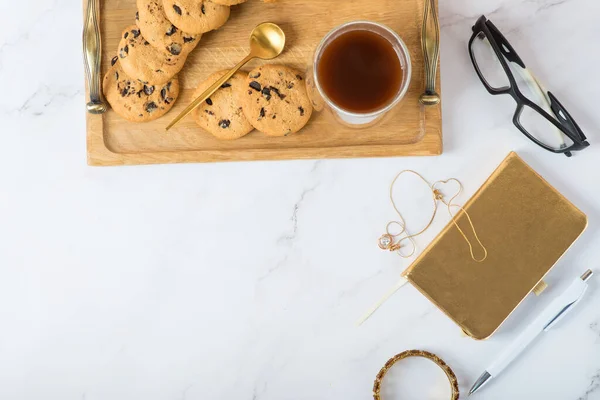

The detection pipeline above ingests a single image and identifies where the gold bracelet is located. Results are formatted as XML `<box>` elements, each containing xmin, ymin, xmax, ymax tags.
<box><xmin>373</xmin><ymin>350</ymin><xmax>459</xmax><ymax>400</ymax></box>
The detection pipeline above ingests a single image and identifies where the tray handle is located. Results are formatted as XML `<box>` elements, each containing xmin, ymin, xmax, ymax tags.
<box><xmin>419</xmin><ymin>0</ymin><xmax>441</xmax><ymax>106</ymax></box>
<box><xmin>83</xmin><ymin>0</ymin><xmax>107</xmax><ymax>114</ymax></box>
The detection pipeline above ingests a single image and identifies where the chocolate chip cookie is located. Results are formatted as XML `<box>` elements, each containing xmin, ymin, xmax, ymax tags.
<box><xmin>162</xmin><ymin>0</ymin><xmax>230</xmax><ymax>34</ymax></box>
<box><xmin>241</xmin><ymin>65</ymin><xmax>312</xmax><ymax>137</ymax></box>
<box><xmin>192</xmin><ymin>70</ymin><xmax>253</xmax><ymax>140</ymax></box>
<box><xmin>117</xmin><ymin>25</ymin><xmax>187</xmax><ymax>85</ymax></box>
<box><xmin>103</xmin><ymin>59</ymin><xmax>180</xmax><ymax>122</ymax></box>
<box><xmin>137</xmin><ymin>0</ymin><xmax>201</xmax><ymax>56</ymax></box>
<box><xmin>210</xmin><ymin>0</ymin><xmax>247</xmax><ymax>4</ymax></box>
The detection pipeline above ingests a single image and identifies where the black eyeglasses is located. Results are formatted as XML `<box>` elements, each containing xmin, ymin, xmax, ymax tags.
<box><xmin>469</xmin><ymin>15</ymin><xmax>589</xmax><ymax>157</ymax></box>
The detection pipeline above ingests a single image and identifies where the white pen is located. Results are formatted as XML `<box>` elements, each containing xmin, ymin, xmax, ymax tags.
<box><xmin>469</xmin><ymin>269</ymin><xmax>594</xmax><ymax>396</ymax></box>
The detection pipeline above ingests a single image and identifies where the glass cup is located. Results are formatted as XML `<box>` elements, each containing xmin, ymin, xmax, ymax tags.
<box><xmin>306</xmin><ymin>21</ymin><xmax>412</xmax><ymax>128</ymax></box>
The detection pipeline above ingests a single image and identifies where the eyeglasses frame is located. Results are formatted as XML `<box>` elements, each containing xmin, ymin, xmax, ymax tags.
<box><xmin>468</xmin><ymin>15</ymin><xmax>589</xmax><ymax>157</ymax></box>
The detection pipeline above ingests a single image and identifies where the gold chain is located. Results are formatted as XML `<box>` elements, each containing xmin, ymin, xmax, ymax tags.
<box><xmin>378</xmin><ymin>170</ymin><xmax>487</xmax><ymax>263</ymax></box>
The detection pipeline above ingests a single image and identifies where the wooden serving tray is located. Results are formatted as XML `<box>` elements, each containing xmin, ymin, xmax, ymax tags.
<box><xmin>86</xmin><ymin>0</ymin><xmax>442</xmax><ymax>166</ymax></box>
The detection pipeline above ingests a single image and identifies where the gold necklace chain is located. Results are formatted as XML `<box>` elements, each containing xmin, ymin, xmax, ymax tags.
<box><xmin>359</xmin><ymin>170</ymin><xmax>488</xmax><ymax>326</ymax></box>
<box><xmin>378</xmin><ymin>170</ymin><xmax>487</xmax><ymax>263</ymax></box>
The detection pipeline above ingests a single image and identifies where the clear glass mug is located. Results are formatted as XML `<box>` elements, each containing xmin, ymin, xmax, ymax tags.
<box><xmin>306</xmin><ymin>21</ymin><xmax>412</xmax><ymax>128</ymax></box>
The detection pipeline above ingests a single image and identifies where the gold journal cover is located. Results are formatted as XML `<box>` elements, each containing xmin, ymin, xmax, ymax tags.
<box><xmin>403</xmin><ymin>152</ymin><xmax>587</xmax><ymax>340</ymax></box>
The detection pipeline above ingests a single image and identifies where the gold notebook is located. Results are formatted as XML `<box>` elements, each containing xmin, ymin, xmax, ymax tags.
<box><xmin>402</xmin><ymin>152</ymin><xmax>587</xmax><ymax>340</ymax></box>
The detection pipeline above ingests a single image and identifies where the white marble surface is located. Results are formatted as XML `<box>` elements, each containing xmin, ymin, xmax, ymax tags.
<box><xmin>1</xmin><ymin>0</ymin><xmax>600</xmax><ymax>399</ymax></box>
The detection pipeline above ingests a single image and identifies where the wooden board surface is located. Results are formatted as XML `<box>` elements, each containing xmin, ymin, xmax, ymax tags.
<box><xmin>86</xmin><ymin>0</ymin><xmax>442</xmax><ymax>166</ymax></box>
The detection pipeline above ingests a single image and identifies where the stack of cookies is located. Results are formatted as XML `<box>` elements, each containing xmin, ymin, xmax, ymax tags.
<box><xmin>103</xmin><ymin>0</ymin><xmax>247</xmax><ymax>122</ymax></box>
<box><xmin>101</xmin><ymin>0</ymin><xmax>311</xmax><ymax>139</ymax></box>
<box><xmin>192</xmin><ymin>64</ymin><xmax>313</xmax><ymax>139</ymax></box>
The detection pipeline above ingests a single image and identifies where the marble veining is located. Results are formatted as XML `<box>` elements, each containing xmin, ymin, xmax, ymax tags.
<box><xmin>15</xmin><ymin>86</ymin><xmax>83</xmax><ymax>117</ymax></box>
<box><xmin>578</xmin><ymin>372</ymin><xmax>600</xmax><ymax>400</ymax></box>
<box><xmin>278</xmin><ymin>183</ymin><xmax>320</xmax><ymax>244</ymax></box>
<box><xmin>1</xmin><ymin>0</ymin><xmax>599</xmax><ymax>399</ymax></box>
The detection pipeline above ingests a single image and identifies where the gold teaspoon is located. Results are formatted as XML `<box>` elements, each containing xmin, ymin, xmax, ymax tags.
<box><xmin>166</xmin><ymin>22</ymin><xmax>286</xmax><ymax>131</ymax></box>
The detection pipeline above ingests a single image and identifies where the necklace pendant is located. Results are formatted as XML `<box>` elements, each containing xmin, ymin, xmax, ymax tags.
<box><xmin>378</xmin><ymin>234</ymin><xmax>393</xmax><ymax>250</ymax></box>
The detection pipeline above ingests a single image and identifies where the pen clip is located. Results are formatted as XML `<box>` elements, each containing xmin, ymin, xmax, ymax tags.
<box><xmin>542</xmin><ymin>273</ymin><xmax>590</xmax><ymax>331</ymax></box>
<box><xmin>543</xmin><ymin>299</ymin><xmax>578</xmax><ymax>331</ymax></box>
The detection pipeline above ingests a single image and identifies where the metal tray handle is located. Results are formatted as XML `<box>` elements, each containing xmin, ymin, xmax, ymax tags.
<box><xmin>83</xmin><ymin>0</ymin><xmax>107</xmax><ymax>114</ymax></box>
<box><xmin>419</xmin><ymin>0</ymin><xmax>441</xmax><ymax>106</ymax></box>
